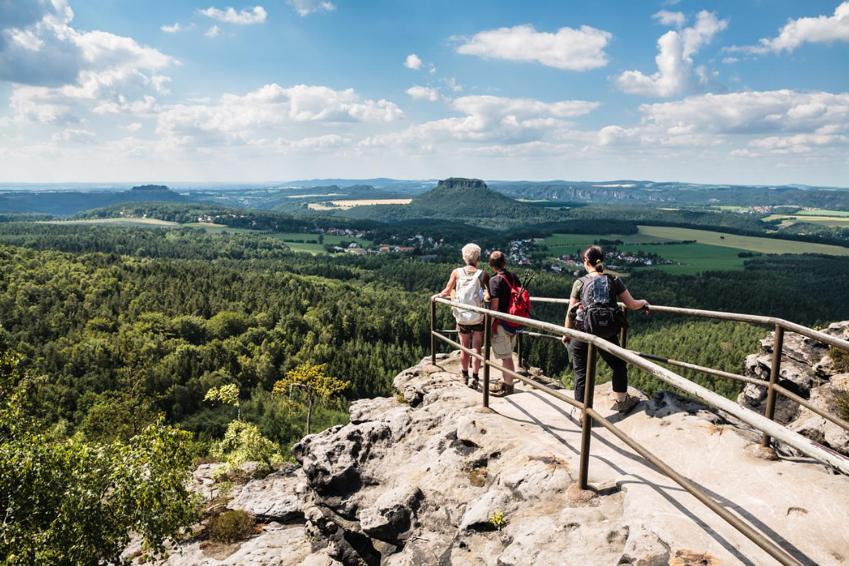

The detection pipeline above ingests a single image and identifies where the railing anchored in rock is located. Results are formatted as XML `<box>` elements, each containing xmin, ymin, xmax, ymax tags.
<box><xmin>429</xmin><ymin>296</ymin><xmax>849</xmax><ymax>566</ymax></box>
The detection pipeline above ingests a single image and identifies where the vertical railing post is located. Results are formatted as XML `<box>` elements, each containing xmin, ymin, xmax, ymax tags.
<box><xmin>578</xmin><ymin>342</ymin><xmax>598</xmax><ymax>490</ymax></box>
<box><xmin>430</xmin><ymin>298</ymin><xmax>437</xmax><ymax>366</ymax></box>
<box><xmin>482</xmin><ymin>313</ymin><xmax>492</xmax><ymax>409</ymax></box>
<box><xmin>761</xmin><ymin>323</ymin><xmax>785</xmax><ymax>447</ymax></box>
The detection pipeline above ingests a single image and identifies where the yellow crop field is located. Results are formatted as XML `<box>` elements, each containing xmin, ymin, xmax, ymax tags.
<box><xmin>308</xmin><ymin>198</ymin><xmax>411</xmax><ymax>210</ymax></box>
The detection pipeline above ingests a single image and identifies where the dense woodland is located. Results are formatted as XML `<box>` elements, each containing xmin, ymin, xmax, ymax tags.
<box><xmin>3</xmin><ymin>216</ymin><xmax>849</xmax><ymax>560</ymax></box>
<box><xmin>3</xmin><ymin>225</ymin><xmax>848</xmax><ymax>439</ymax></box>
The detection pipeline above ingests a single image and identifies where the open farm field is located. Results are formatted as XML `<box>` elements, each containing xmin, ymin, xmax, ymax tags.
<box><xmin>308</xmin><ymin>198</ymin><xmax>411</xmax><ymax>211</ymax></box>
<box><xmin>44</xmin><ymin>217</ymin><xmax>180</xmax><ymax>227</ymax></box>
<box><xmin>764</xmin><ymin>214</ymin><xmax>849</xmax><ymax>227</ymax></box>
<box><xmin>541</xmin><ymin>225</ymin><xmax>849</xmax><ymax>275</ymax></box>
<box><xmin>794</xmin><ymin>208</ymin><xmax>849</xmax><ymax>217</ymax></box>
<box><xmin>181</xmin><ymin>225</ymin><xmax>371</xmax><ymax>254</ymax></box>
<box><xmin>183</xmin><ymin>222</ymin><xmax>256</xmax><ymax>233</ymax></box>
<box><xmin>263</xmin><ymin>232</ymin><xmax>371</xmax><ymax>254</ymax></box>
<box><xmin>639</xmin><ymin>226</ymin><xmax>849</xmax><ymax>255</ymax></box>
<box><xmin>46</xmin><ymin>218</ymin><xmax>369</xmax><ymax>255</ymax></box>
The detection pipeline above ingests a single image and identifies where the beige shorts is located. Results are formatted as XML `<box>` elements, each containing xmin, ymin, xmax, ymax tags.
<box><xmin>491</xmin><ymin>329</ymin><xmax>516</xmax><ymax>360</ymax></box>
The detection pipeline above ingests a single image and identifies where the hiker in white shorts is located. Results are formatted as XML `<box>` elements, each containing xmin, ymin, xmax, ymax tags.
<box><xmin>434</xmin><ymin>243</ymin><xmax>490</xmax><ymax>387</ymax></box>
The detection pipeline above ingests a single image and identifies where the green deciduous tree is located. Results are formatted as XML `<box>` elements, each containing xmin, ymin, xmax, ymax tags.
<box><xmin>212</xmin><ymin>419</ymin><xmax>283</xmax><ymax>473</ymax></box>
<box><xmin>0</xmin><ymin>351</ymin><xmax>198</xmax><ymax>564</ymax></box>
<box><xmin>205</xmin><ymin>383</ymin><xmax>241</xmax><ymax>420</ymax></box>
<box><xmin>273</xmin><ymin>362</ymin><xmax>348</xmax><ymax>435</ymax></box>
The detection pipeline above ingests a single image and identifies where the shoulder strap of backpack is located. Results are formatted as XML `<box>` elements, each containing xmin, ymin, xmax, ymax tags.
<box><xmin>500</xmin><ymin>271</ymin><xmax>519</xmax><ymax>293</ymax></box>
<box><xmin>578</xmin><ymin>275</ymin><xmax>591</xmax><ymax>305</ymax></box>
<box><xmin>605</xmin><ymin>274</ymin><xmax>618</xmax><ymax>304</ymax></box>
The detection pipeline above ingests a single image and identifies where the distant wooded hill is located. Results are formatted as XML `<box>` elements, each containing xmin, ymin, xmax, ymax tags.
<box><xmin>0</xmin><ymin>185</ymin><xmax>186</xmax><ymax>216</ymax></box>
<box><xmin>342</xmin><ymin>177</ymin><xmax>563</xmax><ymax>224</ymax></box>
<box><xmin>3</xmin><ymin>179</ymin><xmax>849</xmax><ymax>216</ymax></box>
<box><xmin>489</xmin><ymin>180</ymin><xmax>849</xmax><ymax>208</ymax></box>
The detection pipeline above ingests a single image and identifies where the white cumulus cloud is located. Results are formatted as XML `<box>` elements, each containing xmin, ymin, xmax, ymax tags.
<box><xmin>156</xmin><ymin>83</ymin><xmax>404</xmax><ymax>146</ymax></box>
<box><xmin>199</xmin><ymin>6</ymin><xmax>267</xmax><ymax>25</ymax></box>
<box><xmin>729</xmin><ymin>2</ymin><xmax>849</xmax><ymax>54</ymax></box>
<box><xmin>288</xmin><ymin>0</ymin><xmax>336</xmax><ymax>17</ymax></box>
<box><xmin>615</xmin><ymin>10</ymin><xmax>727</xmax><ymax>97</ymax></box>
<box><xmin>406</xmin><ymin>86</ymin><xmax>440</xmax><ymax>102</ymax></box>
<box><xmin>639</xmin><ymin>90</ymin><xmax>849</xmax><ymax>135</ymax></box>
<box><xmin>653</xmin><ymin>10</ymin><xmax>686</xmax><ymax>28</ymax></box>
<box><xmin>205</xmin><ymin>25</ymin><xmax>221</xmax><ymax>38</ymax></box>
<box><xmin>0</xmin><ymin>1</ymin><xmax>175</xmax><ymax>124</ymax></box>
<box><xmin>404</xmin><ymin>53</ymin><xmax>422</xmax><ymax>70</ymax></box>
<box><xmin>592</xmin><ymin>89</ymin><xmax>849</xmax><ymax>161</ymax></box>
<box><xmin>362</xmin><ymin>95</ymin><xmax>599</xmax><ymax>150</ymax></box>
<box><xmin>161</xmin><ymin>23</ymin><xmax>182</xmax><ymax>33</ymax></box>
<box><xmin>456</xmin><ymin>24</ymin><xmax>612</xmax><ymax>71</ymax></box>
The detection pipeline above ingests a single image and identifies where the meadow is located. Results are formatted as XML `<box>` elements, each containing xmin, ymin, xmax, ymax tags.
<box><xmin>541</xmin><ymin>225</ymin><xmax>849</xmax><ymax>275</ymax></box>
<box><xmin>45</xmin><ymin>217</ymin><xmax>180</xmax><ymax>227</ymax></box>
<box><xmin>50</xmin><ymin>219</ymin><xmax>371</xmax><ymax>254</ymax></box>
<box><xmin>308</xmin><ymin>198</ymin><xmax>412</xmax><ymax>211</ymax></box>
<box><xmin>764</xmin><ymin>211</ymin><xmax>849</xmax><ymax>228</ymax></box>
<box><xmin>183</xmin><ymin>224</ymin><xmax>372</xmax><ymax>253</ymax></box>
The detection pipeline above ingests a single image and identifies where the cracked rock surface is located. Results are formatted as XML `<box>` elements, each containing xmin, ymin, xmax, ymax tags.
<box><xmin>151</xmin><ymin>350</ymin><xmax>849</xmax><ymax>565</ymax></box>
<box><xmin>739</xmin><ymin>321</ymin><xmax>849</xmax><ymax>456</ymax></box>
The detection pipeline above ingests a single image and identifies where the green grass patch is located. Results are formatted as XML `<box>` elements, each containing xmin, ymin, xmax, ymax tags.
<box><xmin>540</xmin><ymin>225</ymin><xmax>849</xmax><ymax>275</ymax></box>
<box><xmin>131</xmin><ymin>221</ymin><xmax>372</xmax><ymax>254</ymax></box>
<box><xmin>540</xmin><ymin>232</ymin><xmax>747</xmax><ymax>275</ymax></box>
<box><xmin>764</xmin><ymin>215</ymin><xmax>849</xmax><ymax>228</ymax></box>
<box><xmin>638</xmin><ymin>225</ymin><xmax>849</xmax><ymax>256</ymax></box>
<box><xmin>44</xmin><ymin>217</ymin><xmax>180</xmax><ymax>227</ymax></box>
<box><xmin>794</xmin><ymin>208</ymin><xmax>849</xmax><ymax>218</ymax></box>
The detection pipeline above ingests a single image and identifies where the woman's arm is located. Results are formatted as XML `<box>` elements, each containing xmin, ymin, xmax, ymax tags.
<box><xmin>434</xmin><ymin>269</ymin><xmax>458</xmax><ymax>298</ymax></box>
<box><xmin>561</xmin><ymin>297</ymin><xmax>580</xmax><ymax>344</ymax></box>
<box><xmin>618</xmin><ymin>289</ymin><xmax>649</xmax><ymax>311</ymax></box>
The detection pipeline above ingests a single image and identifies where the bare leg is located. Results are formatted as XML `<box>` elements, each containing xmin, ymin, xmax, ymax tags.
<box><xmin>471</xmin><ymin>330</ymin><xmax>483</xmax><ymax>374</ymax></box>
<box><xmin>501</xmin><ymin>356</ymin><xmax>515</xmax><ymax>386</ymax></box>
<box><xmin>459</xmin><ymin>328</ymin><xmax>471</xmax><ymax>373</ymax></box>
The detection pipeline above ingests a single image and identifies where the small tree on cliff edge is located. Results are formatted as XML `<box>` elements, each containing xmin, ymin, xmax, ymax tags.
<box><xmin>204</xmin><ymin>383</ymin><xmax>241</xmax><ymax>420</ymax></box>
<box><xmin>273</xmin><ymin>363</ymin><xmax>348</xmax><ymax>435</ymax></box>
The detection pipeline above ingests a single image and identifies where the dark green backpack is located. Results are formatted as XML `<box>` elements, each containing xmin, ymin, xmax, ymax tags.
<box><xmin>580</xmin><ymin>274</ymin><xmax>620</xmax><ymax>338</ymax></box>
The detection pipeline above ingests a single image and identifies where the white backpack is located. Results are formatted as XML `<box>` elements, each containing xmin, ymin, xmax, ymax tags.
<box><xmin>452</xmin><ymin>267</ymin><xmax>485</xmax><ymax>325</ymax></box>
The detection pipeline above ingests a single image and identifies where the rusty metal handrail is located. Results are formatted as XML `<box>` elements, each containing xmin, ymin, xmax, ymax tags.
<box><xmin>634</xmin><ymin>351</ymin><xmax>849</xmax><ymax>436</ymax></box>
<box><xmin>430</xmin><ymin>296</ymin><xmax>849</xmax><ymax>566</ymax></box>
<box><xmin>530</xmin><ymin>296</ymin><xmax>849</xmax><ymax>444</ymax></box>
<box><xmin>532</xmin><ymin>297</ymin><xmax>849</xmax><ymax>351</ymax></box>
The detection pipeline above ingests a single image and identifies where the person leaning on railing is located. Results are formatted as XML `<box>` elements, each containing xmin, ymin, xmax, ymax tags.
<box><xmin>562</xmin><ymin>245</ymin><xmax>650</xmax><ymax>413</ymax></box>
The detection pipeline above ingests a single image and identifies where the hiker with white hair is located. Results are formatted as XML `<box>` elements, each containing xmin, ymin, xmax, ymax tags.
<box><xmin>434</xmin><ymin>243</ymin><xmax>490</xmax><ymax>388</ymax></box>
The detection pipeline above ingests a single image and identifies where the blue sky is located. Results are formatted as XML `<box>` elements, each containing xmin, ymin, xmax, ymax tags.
<box><xmin>1</xmin><ymin>0</ymin><xmax>848</xmax><ymax>185</ymax></box>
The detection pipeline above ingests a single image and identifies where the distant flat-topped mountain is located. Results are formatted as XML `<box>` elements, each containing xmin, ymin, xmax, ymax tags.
<box><xmin>129</xmin><ymin>184</ymin><xmax>173</xmax><ymax>193</ymax></box>
<box><xmin>0</xmin><ymin>185</ymin><xmax>186</xmax><ymax>216</ymax></box>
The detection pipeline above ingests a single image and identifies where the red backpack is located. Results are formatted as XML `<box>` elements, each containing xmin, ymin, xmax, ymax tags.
<box><xmin>501</xmin><ymin>272</ymin><xmax>531</xmax><ymax>329</ymax></box>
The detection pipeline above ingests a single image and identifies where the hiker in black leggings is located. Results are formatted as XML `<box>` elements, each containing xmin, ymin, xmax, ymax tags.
<box><xmin>561</xmin><ymin>245</ymin><xmax>650</xmax><ymax>413</ymax></box>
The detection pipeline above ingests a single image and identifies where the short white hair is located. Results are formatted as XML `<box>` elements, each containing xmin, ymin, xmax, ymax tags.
<box><xmin>461</xmin><ymin>243</ymin><xmax>481</xmax><ymax>265</ymax></box>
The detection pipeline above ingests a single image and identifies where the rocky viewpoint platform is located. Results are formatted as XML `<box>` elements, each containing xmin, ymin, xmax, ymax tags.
<box><xmin>153</xmin><ymin>351</ymin><xmax>849</xmax><ymax>566</ymax></box>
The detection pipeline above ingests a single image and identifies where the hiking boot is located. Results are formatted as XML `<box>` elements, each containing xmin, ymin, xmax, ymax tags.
<box><xmin>462</xmin><ymin>371</ymin><xmax>470</xmax><ymax>386</ymax></box>
<box><xmin>469</xmin><ymin>374</ymin><xmax>479</xmax><ymax>389</ymax></box>
<box><xmin>490</xmin><ymin>382</ymin><xmax>515</xmax><ymax>397</ymax></box>
<box><xmin>611</xmin><ymin>394</ymin><xmax>640</xmax><ymax>414</ymax></box>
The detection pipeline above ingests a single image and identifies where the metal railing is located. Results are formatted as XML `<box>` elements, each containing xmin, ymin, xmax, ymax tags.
<box><xmin>429</xmin><ymin>296</ymin><xmax>849</xmax><ymax>566</ymax></box>
<box><xmin>530</xmin><ymin>298</ymin><xmax>849</xmax><ymax>446</ymax></box>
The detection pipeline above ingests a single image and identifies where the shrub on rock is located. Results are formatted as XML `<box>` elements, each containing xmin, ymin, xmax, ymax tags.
<box><xmin>207</xmin><ymin>510</ymin><xmax>255</xmax><ymax>543</ymax></box>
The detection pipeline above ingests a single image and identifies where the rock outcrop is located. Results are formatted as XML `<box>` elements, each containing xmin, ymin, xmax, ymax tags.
<box><xmin>154</xmin><ymin>351</ymin><xmax>849</xmax><ymax>565</ymax></box>
<box><xmin>738</xmin><ymin>321</ymin><xmax>849</xmax><ymax>455</ymax></box>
